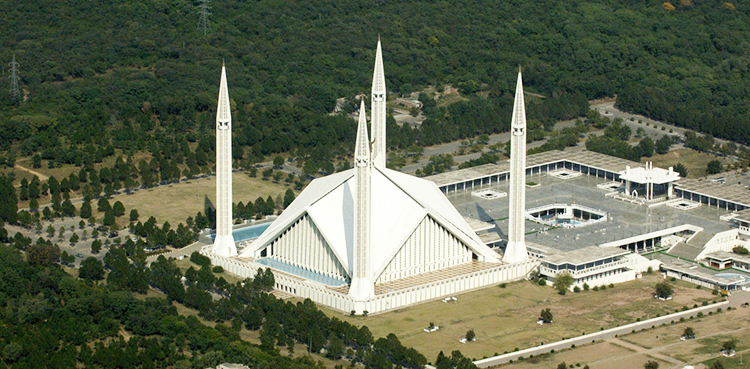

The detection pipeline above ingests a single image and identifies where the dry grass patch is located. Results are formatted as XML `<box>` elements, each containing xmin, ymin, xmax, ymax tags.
<box><xmin>497</xmin><ymin>342</ymin><xmax>663</xmax><ymax>369</ymax></box>
<box><xmin>647</xmin><ymin>148</ymin><xmax>730</xmax><ymax>178</ymax></box>
<box><xmin>319</xmin><ymin>274</ymin><xmax>714</xmax><ymax>361</ymax></box>
<box><xmin>110</xmin><ymin>174</ymin><xmax>290</xmax><ymax>225</ymax></box>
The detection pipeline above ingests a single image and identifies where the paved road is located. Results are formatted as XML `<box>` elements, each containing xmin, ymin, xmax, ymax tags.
<box><xmin>474</xmin><ymin>296</ymin><xmax>738</xmax><ymax>368</ymax></box>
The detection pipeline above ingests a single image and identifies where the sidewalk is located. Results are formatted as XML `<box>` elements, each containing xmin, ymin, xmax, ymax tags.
<box><xmin>474</xmin><ymin>299</ymin><xmax>731</xmax><ymax>368</ymax></box>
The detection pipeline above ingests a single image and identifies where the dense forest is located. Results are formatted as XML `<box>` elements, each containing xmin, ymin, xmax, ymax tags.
<box><xmin>0</xmin><ymin>241</ymin><xmax>443</xmax><ymax>369</ymax></box>
<box><xmin>1</xmin><ymin>0</ymin><xmax>748</xmax><ymax>172</ymax></box>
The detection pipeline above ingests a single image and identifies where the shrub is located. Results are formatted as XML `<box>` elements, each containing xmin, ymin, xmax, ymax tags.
<box><xmin>538</xmin><ymin>278</ymin><xmax>547</xmax><ymax>286</ymax></box>
<box><xmin>500</xmin><ymin>283</ymin><xmax>507</xmax><ymax>288</ymax></box>
<box><xmin>655</xmin><ymin>280</ymin><xmax>673</xmax><ymax>299</ymax></box>
<box><xmin>583</xmin><ymin>283</ymin><xmax>590</xmax><ymax>291</ymax></box>
<box><xmin>573</xmin><ymin>286</ymin><xmax>581</xmax><ymax>293</ymax></box>
<box><xmin>212</xmin><ymin>266</ymin><xmax>224</xmax><ymax>273</ymax></box>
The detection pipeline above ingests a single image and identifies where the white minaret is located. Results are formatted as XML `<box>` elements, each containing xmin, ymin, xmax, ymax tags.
<box><xmin>504</xmin><ymin>68</ymin><xmax>528</xmax><ymax>263</ymax></box>
<box><xmin>370</xmin><ymin>38</ymin><xmax>387</xmax><ymax>169</ymax></box>
<box><xmin>349</xmin><ymin>100</ymin><xmax>374</xmax><ymax>307</ymax></box>
<box><xmin>213</xmin><ymin>64</ymin><xmax>237</xmax><ymax>257</ymax></box>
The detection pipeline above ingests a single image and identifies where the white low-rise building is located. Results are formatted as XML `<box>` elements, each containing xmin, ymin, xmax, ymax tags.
<box><xmin>536</xmin><ymin>244</ymin><xmax>660</xmax><ymax>289</ymax></box>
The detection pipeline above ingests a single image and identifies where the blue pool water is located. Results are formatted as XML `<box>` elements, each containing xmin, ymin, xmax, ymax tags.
<box><xmin>550</xmin><ymin>219</ymin><xmax>583</xmax><ymax>226</ymax></box>
<box><xmin>716</xmin><ymin>273</ymin><xmax>750</xmax><ymax>283</ymax></box>
<box><xmin>255</xmin><ymin>258</ymin><xmax>348</xmax><ymax>287</ymax></box>
<box><xmin>210</xmin><ymin>222</ymin><xmax>272</xmax><ymax>241</ymax></box>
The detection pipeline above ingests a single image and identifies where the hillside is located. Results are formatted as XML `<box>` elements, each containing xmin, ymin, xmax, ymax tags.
<box><xmin>0</xmin><ymin>0</ymin><xmax>749</xmax><ymax>164</ymax></box>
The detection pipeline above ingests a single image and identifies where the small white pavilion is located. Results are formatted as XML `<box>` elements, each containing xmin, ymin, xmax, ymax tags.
<box><xmin>619</xmin><ymin>162</ymin><xmax>680</xmax><ymax>201</ymax></box>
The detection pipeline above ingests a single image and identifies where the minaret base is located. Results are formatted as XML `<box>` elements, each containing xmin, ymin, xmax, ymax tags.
<box><xmin>349</xmin><ymin>277</ymin><xmax>374</xmax><ymax>313</ymax></box>
<box><xmin>213</xmin><ymin>234</ymin><xmax>237</xmax><ymax>257</ymax></box>
<box><xmin>503</xmin><ymin>240</ymin><xmax>528</xmax><ymax>264</ymax></box>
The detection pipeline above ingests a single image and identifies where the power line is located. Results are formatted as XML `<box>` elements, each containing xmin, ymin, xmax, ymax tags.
<box><xmin>197</xmin><ymin>0</ymin><xmax>211</xmax><ymax>35</ymax></box>
<box><xmin>8</xmin><ymin>54</ymin><xmax>20</xmax><ymax>100</ymax></box>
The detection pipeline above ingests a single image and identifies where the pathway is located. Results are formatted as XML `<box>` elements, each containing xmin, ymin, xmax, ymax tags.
<box><xmin>474</xmin><ymin>298</ymin><xmax>733</xmax><ymax>368</ymax></box>
<box><xmin>14</xmin><ymin>164</ymin><xmax>49</xmax><ymax>181</ymax></box>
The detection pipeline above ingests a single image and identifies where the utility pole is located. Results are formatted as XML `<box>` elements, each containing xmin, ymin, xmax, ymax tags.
<box><xmin>197</xmin><ymin>0</ymin><xmax>211</xmax><ymax>35</ymax></box>
<box><xmin>8</xmin><ymin>54</ymin><xmax>20</xmax><ymax>100</ymax></box>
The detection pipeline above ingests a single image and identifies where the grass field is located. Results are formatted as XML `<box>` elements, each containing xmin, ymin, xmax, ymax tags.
<box><xmin>497</xmin><ymin>305</ymin><xmax>750</xmax><ymax>369</ymax></box>
<box><xmin>646</xmin><ymin>148</ymin><xmax>731</xmax><ymax>178</ymax></box>
<box><xmin>318</xmin><ymin>274</ymin><xmax>715</xmax><ymax>362</ymax></box>
<box><xmin>107</xmin><ymin>174</ymin><xmax>290</xmax><ymax>226</ymax></box>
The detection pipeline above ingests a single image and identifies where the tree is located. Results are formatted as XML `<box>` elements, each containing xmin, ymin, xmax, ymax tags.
<box><xmin>97</xmin><ymin>197</ymin><xmax>111</xmax><ymax>213</ymax></box>
<box><xmin>103</xmin><ymin>210</ymin><xmax>116</xmax><ymax>227</ymax></box>
<box><xmin>644</xmin><ymin>360</ymin><xmax>659</xmax><ymax>369</ymax></box>
<box><xmin>707</xmin><ymin>160</ymin><xmax>722</xmax><ymax>175</ymax></box>
<box><xmin>112</xmin><ymin>201</ymin><xmax>125</xmax><ymax>217</ymax></box>
<box><xmin>130</xmin><ymin>209</ymin><xmax>139</xmax><ymax>222</ymax></box>
<box><xmin>540</xmin><ymin>308</ymin><xmax>553</xmax><ymax>323</ymax></box>
<box><xmin>465</xmin><ymin>329</ymin><xmax>475</xmax><ymax>341</ymax></box>
<box><xmin>79</xmin><ymin>199</ymin><xmax>92</xmax><ymax>219</ymax></box>
<box><xmin>709</xmin><ymin>360</ymin><xmax>725</xmax><ymax>369</ymax></box>
<box><xmin>553</xmin><ymin>271</ymin><xmax>574</xmax><ymax>294</ymax></box>
<box><xmin>91</xmin><ymin>239</ymin><xmax>102</xmax><ymax>254</ymax></box>
<box><xmin>26</xmin><ymin>241</ymin><xmax>61</xmax><ymax>266</ymax></box>
<box><xmin>682</xmin><ymin>327</ymin><xmax>695</xmax><ymax>339</ymax></box>
<box><xmin>79</xmin><ymin>257</ymin><xmax>105</xmax><ymax>281</ymax></box>
<box><xmin>283</xmin><ymin>189</ymin><xmax>295</xmax><ymax>208</ymax></box>
<box><xmin>637</xmin><ymin>137</ymin><xmax>655</xmax><ymax>157</ymax></box>
<box><xmin>655</xmin><ymin>280</ymin><xmax>673</xmax><ymax>299</ymax></box>
<box><xmin>557</xmin><ymin>363</ymin><xmax>568</xmax><ymax>369</ymax></box>
<box><xmin>273</xmin><ymin>155</ymin><xmax>284</xmax><ymax>168</ymax></box>
<box><xmin>721</xmin><ymin>340</ymin><xmax>735</xmax><ymax>353</ymax></box>
<box><xmin>0</xmin><ymin>175</ymin><xmax>18</xmax><ymax>224</ymax></box>
<box><xmin>69</xmin><ymin>233</ymin><xmax>79</xmax><ymax>244</ymax></box>
<box><xmin>656</xmin><ymin>135</ymin><xmax>672</xmax><ymax>154</ymax></box>
<box><xmin>46</xmin><ymin>224</ymin><xmax>55</xmax><ymax>238</ymax></box>
<box><xmin>673</xmin><ymin>163</ymin><xmax>688</xmax><ymax>178</ymax></box>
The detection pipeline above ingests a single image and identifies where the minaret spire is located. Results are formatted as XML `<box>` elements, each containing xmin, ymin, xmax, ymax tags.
<box><xmin>370</xmin><ymin>39</ymin><xmax>387</xmax><ymax>169</ymax></box>
<box><xmin>213</xmin><ymin>64</ymin><xmax>237</xmax><ymax>257</ymax></box>
<box><xmin>350</xmin><ymin>99</ymin><xmax>374</xmax><ymax>307</ymax></box>
<box><xmin>504</xmin><ymin>69</ymin><xmax>528</xmax><ymax>263</ymax></box>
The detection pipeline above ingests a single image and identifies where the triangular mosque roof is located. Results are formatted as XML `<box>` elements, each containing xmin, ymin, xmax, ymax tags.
<box><xmin>239</xmin><ymin>167</ymin><xmax>499</xmax><ymax>279</ymax></box>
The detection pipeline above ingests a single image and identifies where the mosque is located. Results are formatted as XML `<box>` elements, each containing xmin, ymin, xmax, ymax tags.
<box><xmin>203</xmin><ymin>41</ymin><xmax>537</xmax><ymax>314</ymax></box>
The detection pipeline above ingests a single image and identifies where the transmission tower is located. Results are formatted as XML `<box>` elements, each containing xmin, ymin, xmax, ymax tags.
<box><xmin>197</xmin><ymin>0</ymin><xmax>211</xmax><ymax>35</ymax></box>
<box><xmin>8</xmin><ymin>54</ymin><xmax>20</xmax><ymax>100</ymax></box>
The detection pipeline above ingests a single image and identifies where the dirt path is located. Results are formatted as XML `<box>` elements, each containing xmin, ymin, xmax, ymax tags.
<box><xmin>607</xmin><ymin>337</ymin><xmax>685</xmax><ymax>366</ymax></box>
<box><xmin>14</xmin><ymin>164</ymin><xmax>49</xmax><ymax>181</ymax></box>
<box><xmin>600</xmin><ymin>324</ymin><xmax>750</xmax><ymax>368</ymax></box>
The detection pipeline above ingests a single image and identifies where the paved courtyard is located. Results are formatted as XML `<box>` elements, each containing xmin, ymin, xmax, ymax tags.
<box><xmin>446</xmin><ymin>173</ymin><xmax>732</xmax><ymax>252</ymax></box>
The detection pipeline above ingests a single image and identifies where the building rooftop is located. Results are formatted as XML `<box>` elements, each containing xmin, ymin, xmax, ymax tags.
<box><xmin>675</xmin><ymin>179</ymin><xmax>750</xmax><ymax>207</ymax></box>
<box><xmin>732</xmin><ymin>208</ymin><xmax>750</xmax><ymax>224</ymax></box>
<box><xmin>464</xmin><ymin>216</ymin><xmax>495</xmax><ymax>232</ymax></box>
<box><xmin>619</xmin><ymin>165</ymin><xmax>680</xmax><ymax>185</ymax></box>
<box><xmin>425</xmin><ymin>147</ymin><xmax>644</xmax><ymax>187</ymax></box>
<box><xmin>704</xmin><ymin>251</ymin><xmax>750</xmax><ymax>265</ymax></box>
<box><xmin>543</xmin><ymin>245</ymin><xmax>629</xmax><ymax>265</ymax></box>
<box><xmin>479</xmin><ymin>232</ymin><xmax>502</xmax><ymax>244</ymax></box>
<box><xmin>662</xmin><ymin>260</ymin><xmax>745</xmax><ymax>286</ymax></box>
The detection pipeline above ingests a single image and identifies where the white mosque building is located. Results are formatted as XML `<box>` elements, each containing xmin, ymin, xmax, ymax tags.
<box><xmin>203</xmin><ymin>41</ymin><xmax>537</xmax><ymax>314</ymax></box>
